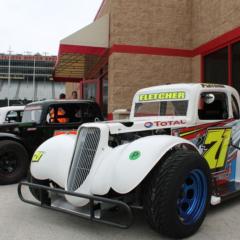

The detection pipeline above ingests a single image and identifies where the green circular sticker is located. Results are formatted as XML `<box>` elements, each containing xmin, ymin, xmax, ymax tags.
<box><xmin>129</xmin><ymin>151</ymin><xmax>141</xmax><ymax>160</ymax></box>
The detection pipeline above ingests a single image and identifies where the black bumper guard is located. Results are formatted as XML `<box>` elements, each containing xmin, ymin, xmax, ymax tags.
<box><xmin>18</xmin><ymin>181</ymin><xmax>134</xmax><ymax>229</ymax></box>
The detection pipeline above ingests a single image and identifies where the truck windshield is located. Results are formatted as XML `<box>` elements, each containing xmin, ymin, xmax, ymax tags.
<box><xmin>134</xmin><ymin>100</ymin><xmax>188</xmax><ymax>117</ymax></box>
<box><xmin>21</xmin><ymin>106</ymin><xmax>42</xmax><ymax>123</ymax></box>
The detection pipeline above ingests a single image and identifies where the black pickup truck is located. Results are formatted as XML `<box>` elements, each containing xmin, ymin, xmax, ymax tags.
<box><xmin>0</xmin><ymin>99</ymin><xmax>103</xmax><ymax>184</ymax></box>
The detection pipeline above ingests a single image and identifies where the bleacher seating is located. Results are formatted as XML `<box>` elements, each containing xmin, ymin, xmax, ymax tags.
<box><xmin>0</xmin><ymin>79</ymin><xmax>65</xmax><ymax>102</ymax></box>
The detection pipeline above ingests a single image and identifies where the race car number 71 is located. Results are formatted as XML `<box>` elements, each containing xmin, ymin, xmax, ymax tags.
<box><xmin>203</xmin><ymin>128</ymin><xmax>232</xmax><ymax>170</ymax></box>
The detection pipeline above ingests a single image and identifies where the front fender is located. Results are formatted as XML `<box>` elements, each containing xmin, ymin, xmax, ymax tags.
<box><xmin>31</xmin><ymin>134</ymin><xmax>77</xmax><ymax>188</ymax></box>
<box><xmin>91</xmin><ymin>135</ymin><xmax>198</xmax><ymax>195</ymax></box>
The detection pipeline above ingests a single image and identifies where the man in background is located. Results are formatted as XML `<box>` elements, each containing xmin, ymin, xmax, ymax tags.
<box><xmin>59</xmin><ymin>93</ymin><xmax>66</xmax><ymax>99</ymax></box>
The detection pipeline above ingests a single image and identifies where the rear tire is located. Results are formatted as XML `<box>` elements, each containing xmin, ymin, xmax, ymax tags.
<box><xmin>0</xmin><ymin>140</ymin><xmax>29</xmax><ymax>185</ymax></box>
<box><xmin>143</xmin><ymin>150</ymin><xmax>211</xmax><ymax>238</ymax></box>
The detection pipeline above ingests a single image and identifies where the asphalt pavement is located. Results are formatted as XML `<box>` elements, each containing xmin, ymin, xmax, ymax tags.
<box><xmin>1</xmin><ymin>184</ymin><xmax>240</xmax><ymax>240</ymax></box>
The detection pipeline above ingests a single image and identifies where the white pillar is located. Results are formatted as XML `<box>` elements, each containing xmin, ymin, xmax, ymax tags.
<box><xmin>7</xmin><ymin>48</ymin><xmax>12</xmax><ymax>106</ymax></box>
<box><xmin>33</xmin><ymin>56</ymin><xmax>36</xmax><ymax>101</ymax></box>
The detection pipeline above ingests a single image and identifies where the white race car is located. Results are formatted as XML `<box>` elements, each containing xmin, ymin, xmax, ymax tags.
<box><xmin>19</xmin><ymin>83</ymin><xmax>240</xmax><ymax>238</ymax></box>
<box><xmin>0</xmin><ymin>105</ymin><xmax>25</xmax><ymax>124</ymax></box>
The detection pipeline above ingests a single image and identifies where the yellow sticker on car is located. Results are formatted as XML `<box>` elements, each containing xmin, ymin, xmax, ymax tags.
<box><xmin>139</xmin><ymin>91</ymin><xmax>186</xmax><ymax>101</ymax></box>
<box><xmin>32</xmin><ymin>151</ymin><xmax>44</xmax><ymax>162</ymax></box>
<box><xmin>203</xmin><ymin>128</ymin><xmax>232</xmax><ymax>170</ymax></box>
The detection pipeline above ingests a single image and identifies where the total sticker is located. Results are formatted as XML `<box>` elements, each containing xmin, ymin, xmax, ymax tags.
<box><xmin>144</xmin><ymin>122</ymin><xmax>153</xmax><ymax>128</ymax></box>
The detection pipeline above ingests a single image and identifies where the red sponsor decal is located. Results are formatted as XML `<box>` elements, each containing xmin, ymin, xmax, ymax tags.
<box><xmin>179</xmin><ymin>119</ymin><xmax>234</xmax><ymax>140</ymax></box>
<box><xmin>54</xmin><ymin>130</ymin><xmax>77</xmax><ymax>136</ymax></box>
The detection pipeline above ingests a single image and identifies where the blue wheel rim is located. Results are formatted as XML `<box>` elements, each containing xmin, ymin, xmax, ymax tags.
<box><xmin>177</xmin><ymin>169</ymin><xmax>208</xmax><ymax>225</ymax></box>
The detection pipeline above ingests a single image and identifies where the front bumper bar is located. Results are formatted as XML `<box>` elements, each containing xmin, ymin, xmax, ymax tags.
<box><xmin>18</xmin><ymin>181</ymin><xmax>134</xmax><ymax>229</ymax></box>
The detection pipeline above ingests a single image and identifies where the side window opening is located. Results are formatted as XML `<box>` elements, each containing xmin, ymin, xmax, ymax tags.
<box><xmin>231</xmin><ymin>95</ymin><xmax>240</xmax><ymax>119</ymax></box>
<box><xmin>198</xmin><ymin>92</ymin><xmax>228</xmax><ymax>120</ymax></box>
<box><xmin>47</xmin><ymin>104</ymin><xmax>86</xmax><ymax>124</ymax></box>
<box><xmin>5</xmin><ymin>111</ymin><xmax>18</xmax><ymax>122</ymax></box>
<box><xmin>47</xmin><ymin>106</ymin><xmax>70</xmax><ymax>124</ymax></box>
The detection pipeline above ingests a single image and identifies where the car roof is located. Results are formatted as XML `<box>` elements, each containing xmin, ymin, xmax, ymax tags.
<box><xmin>26</xmin><ymin>99</ymin><xmax>96</xmax><ymax>108</ymax></box>
<box><xmin>135</xmin><ymin>83</ymin><xmax>235</xmax><ymax>95</ymax></box>
<box><xmin>0</xmin><ymin>105</ymin><xmax>25</xmax><ymax>112</ymax></box>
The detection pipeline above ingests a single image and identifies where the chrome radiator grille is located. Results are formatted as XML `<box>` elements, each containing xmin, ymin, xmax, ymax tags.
<box><xmin>67</xmin><ymin>127</ymin><xmax>100</xmax><ymax>192</ymax></box>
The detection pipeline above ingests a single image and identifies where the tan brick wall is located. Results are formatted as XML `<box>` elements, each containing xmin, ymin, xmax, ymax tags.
<box><xmin>109</xmin><ymin>0</ymin><xmax>240</xmax><ymax>49</ymax></box>
<box><xmin>192</xmin><ymin>0</ymin><xmax>240</xmax><ymax>48</ymax></box>
<box><xmin>110</xmin><ymin>0</ymin><xmax>192</xmax><ymax>49</ymax></box>
<box><xmin>108</xmin><ymin>53</ymin><xmax>192</xmax><ymax>112</ymax></box>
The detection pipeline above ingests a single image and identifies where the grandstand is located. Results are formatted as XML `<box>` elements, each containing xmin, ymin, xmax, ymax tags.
<box><xmin>0</xmin><ymin>53</ymin><xmax>65</xmax><ymax>106</ymax></box>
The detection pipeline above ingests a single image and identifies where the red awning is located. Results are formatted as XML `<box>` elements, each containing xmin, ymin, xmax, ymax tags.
<box><xmin>54</xmin><ymin>14</ymin><xmax>109</xmax><ymax>82</ymax></box>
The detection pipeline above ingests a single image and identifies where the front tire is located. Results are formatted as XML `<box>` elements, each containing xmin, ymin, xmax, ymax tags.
<box><xmin>143</xmin><ymin>149</ymin><xmax>211</xmax><ymax>238</ymax></box>
<box><xmin>0</xmin><ymin>140</ymin><xmax>29</xmax><ymax>185</ymax></box>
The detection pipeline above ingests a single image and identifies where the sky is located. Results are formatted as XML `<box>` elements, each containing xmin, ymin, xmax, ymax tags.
<box><xmin>0</xmin><ymin>0</ymin><xmax>103</xmax><ymax>56</ymax></box>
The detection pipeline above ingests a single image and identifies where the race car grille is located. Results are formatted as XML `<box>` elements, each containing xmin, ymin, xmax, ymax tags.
<box><xmin>67</xmin><ymin>127</ymin><xmax>100</xmax><ymax>192</ymax></box>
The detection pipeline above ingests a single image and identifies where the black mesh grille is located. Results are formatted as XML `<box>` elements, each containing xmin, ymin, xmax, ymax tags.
<box><xmin>67</xmin><ymin>127</ymin><xmax>100</xmax><ymax>191</ymax></box>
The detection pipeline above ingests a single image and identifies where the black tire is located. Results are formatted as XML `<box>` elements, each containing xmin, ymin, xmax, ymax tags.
<box><xmin>0</xmin><ymin>140</ymin><xmax>29</xmax><ymax>185</ymax></box>
<box><xmin>143</xmin><ymin>149</ymin><xmax>211</xmax><ymax>238</ymax></box>
<box><xmin>27</xmin><ymin>172</ymin><xmax>50</xmax><ymax>205</ymax></box>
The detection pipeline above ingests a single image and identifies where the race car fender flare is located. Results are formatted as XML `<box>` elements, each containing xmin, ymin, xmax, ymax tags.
<box><xmin>90</xmin><ymin>135</ymin><xmax>199</xmax><ymax>195</ymax></box>
<box><xmin>30</xmin><ymin>134</ymin><xmax>77</xmax><ymax>188</ymax></box>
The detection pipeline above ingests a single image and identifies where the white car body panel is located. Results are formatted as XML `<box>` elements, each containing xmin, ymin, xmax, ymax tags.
<box><xmin>31</xmin><ymin>134</ymin><xmax>77</xmax><ymax>188</ymax></box>
<box><xmin>90</xmin><ymin>135</ymin><xmax>197</xmax><ymax>195</ymax></box>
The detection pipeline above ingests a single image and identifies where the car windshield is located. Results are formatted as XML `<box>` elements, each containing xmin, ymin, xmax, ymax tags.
<box><xmin>134</xmin><ymin>100</ymin><xmax>189</xmax><ymax>117</ymax></box>
<box><xmin>21</xmin><ymin>105</ymin><xmax>42</xmax><ymax>123</ymax></box>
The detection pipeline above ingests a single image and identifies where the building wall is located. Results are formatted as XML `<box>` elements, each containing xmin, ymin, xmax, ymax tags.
<box><xmin>110</xmin><ymin>0</ymin><xmax>192</xmax><ymax>49</ymax></box>
<box><xmin>192</xmin><ymin>0</ymin><xmax>240</xmax><ymax>48</ymax></box>
<box><xmin>107</xmin><ymin>0</ymin><xmax>240</xmax><ymax>112</ymax></box>
<box><xmin>108</xmin><ymin>0</ymin><xmax>193</xmax><ymax>112</ymax></box>
<box><xmin>108</xmin><ymin>53</ymin><xmax>192</xmax><ymax>112</ymax></box>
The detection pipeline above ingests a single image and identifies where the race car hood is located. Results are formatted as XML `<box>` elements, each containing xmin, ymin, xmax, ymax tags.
<box><xmin>81</xmin><ymin>116</ymin><xmax>191</xmax><ymax>134</ymax></box>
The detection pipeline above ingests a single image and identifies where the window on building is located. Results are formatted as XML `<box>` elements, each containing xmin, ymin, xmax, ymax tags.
<box><xmin>203</xmin><ymin>41</ymin><xmax>240</xmax><ymax>95</ymax></box>
<box><xmin>232</xmin><ymin>42</ymin><xmax>240</xmax><ymax>93</ymax></box>
<box><xmin>83</xmin><ymin>82</ymin><xmax>97</xmax><ymax>101</ymax></box>
<box><xmin>204</xmin><ymin>47</ymin><xmax>228</xmax><ymax>85</ymax></box>
<box><xmin>102</xmin><ymin>78</ymin><xmax>108</xmax><ymax>116</ymax></box>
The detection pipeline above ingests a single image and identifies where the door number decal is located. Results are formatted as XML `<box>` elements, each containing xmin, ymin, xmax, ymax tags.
<box><xmin>202</xmin><ymin>128</ymin><xmax>232</xmax><ymax>170</ymax></box>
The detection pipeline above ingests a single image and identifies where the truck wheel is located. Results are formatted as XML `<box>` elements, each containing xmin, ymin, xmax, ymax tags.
<box><xmin>0</xmin><ymin>140</ymin><xmax>29</xmax><ymax>185</ymax></box>
<box><xmin>143</xmin><ymin>149</ymin><xmax>211</xmax><ymax>238</ymax></box>
<box><xmin>27</xmin><ymin>172</ymin><xmax>50</xmax><ymax>205</ymax></box>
